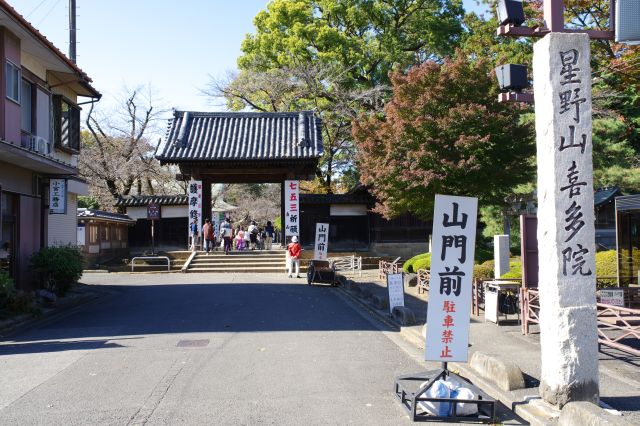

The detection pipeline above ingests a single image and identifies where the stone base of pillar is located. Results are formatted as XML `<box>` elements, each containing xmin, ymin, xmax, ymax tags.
<box><xmin>540</xmin><ymin>379</ymin><xmax>599</xmax><ymax>408</ymax></box>
<box><xmin>539</xmin><ymin>304</ymin><xmax>599</xmax><ymax>407</ymax></box>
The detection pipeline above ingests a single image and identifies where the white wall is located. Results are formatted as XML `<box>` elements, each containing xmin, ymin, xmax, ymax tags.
<box><xmin>330</xmin><ymin>204</ymin><xmax>368</xmax><ymax>216</ymax></box>
<box><xmin>127</xmin><ymin>205</ymin><xmax>188</xmax><ymax>219</ymax></box>
<box><xmin>126</xmin><ymin>207</ymin><xmax>147</xmax><ymax>220</ymax></box>
<box><xmin>48</xmin><ymin>192</ymin><xmax>77</xmax><ymax>246</ymax></box>
<box><xmin>161</xmin><ymin>205</ymin><xmax>188</xmax><ymax>218</ymax></box>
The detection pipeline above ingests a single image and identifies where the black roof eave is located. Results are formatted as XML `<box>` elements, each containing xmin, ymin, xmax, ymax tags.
<box><xmin>157</xmin><ymin>157</ymin><xmax>322</xmax><ymax>167</ymax></box>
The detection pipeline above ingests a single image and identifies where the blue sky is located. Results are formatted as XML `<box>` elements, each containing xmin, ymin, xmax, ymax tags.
<box><xmin>14</xmin><ymin>0</ymin><xmax>489</xmax><ymax>116</ymax></box>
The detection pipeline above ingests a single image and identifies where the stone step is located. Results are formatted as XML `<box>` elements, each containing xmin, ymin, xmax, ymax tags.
<box><xmin>187</xmin><ymin>266</ymin><xmax>294</xmax><ymax>273</ymax></box>
<box><xmin>189</xmin><ymin>261</ymin><xmax>286</xmax><ymax>268</ymax></box>
<box><xmin>189</xmin><ymin>260</ymin><xmax>286</xmax><ymax>268</ymax></box>
<box><xmin>193</xmin><ymin>250</ymin><xmax>285</xmax><ymax>256</ymax></box>
<box><xmin>191</xmin><ymin>255</ymin><xmax>284</xmax><ymax>262</ymax></box>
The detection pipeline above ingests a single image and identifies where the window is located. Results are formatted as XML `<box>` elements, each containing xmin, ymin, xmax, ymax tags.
<box><xmin>5</xmin><ymin>61</ymin><xmax>20</xmax><ymax>103</ymax></box>
<box><xmin>88</xmin><ymin>225</ymin><xmax>98</xmax><ymax>244</ymax></box>
<box><xmin>102</xmin><ymin>225</ymin><xmax>110</xmax><ymax>241</ymax></box>
<box><xmin>53</xmin><ymin>95</ymin><xmax>80</xmax><ymax>152</ymax></box>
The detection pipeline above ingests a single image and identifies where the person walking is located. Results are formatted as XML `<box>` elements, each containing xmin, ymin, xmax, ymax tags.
<box><xmin>265</xmin><ymin>221</ymin><xmax>275</xmax><ymax>250</ymax></box>
<box><xmin>189</xmin><ymin>219</ymin><xmax>199</xmax><ymax>251</ymax></box>
<box><xmin>220</xmin><ymin>217</ymin><xmax>233</xmax><ymax>255</ymax></box>
<box><xmin>236</xmin><ymin>227</ymin><xmax>245</xmax><ymax>251</ymax></box>
<box><xmin>202</xmin><ymin>218</ymin><xmax>215</xmax><ymax>255</ymax></box>
<box><xmin>243</xmin><ymin>225</ymin><xmax>251</xmax><ymax>250</ymax></box>
<box><xmin>248</xmin><ymin>220</ymin><xmax>258</xmax><ymax>250</ymax></box>
<box><xmin>287</xmin><ymin>236</ymin><xmax>302</xmax><ymax>278</ymax></box>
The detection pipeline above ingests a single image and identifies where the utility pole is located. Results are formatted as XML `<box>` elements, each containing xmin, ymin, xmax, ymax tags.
<box><xmin>69</xmin><ymin>0</ymin><xmax>77</xmax><ymax>64</ymax></box>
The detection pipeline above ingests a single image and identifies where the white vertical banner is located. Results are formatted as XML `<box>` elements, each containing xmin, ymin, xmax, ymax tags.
<box><xmin>284</xmin><ymin>180</ymin><xmax>299</xmax><ymax>238</ymax></box>
<box><xmin>212</xmin><ymin>212</ymin><xmax>223</xmax><ymax>241</ymax></box>
<box><xmin>314</xmin><ymin>223</ymin><xmax>329</xmax><ymax>260</ymax></box>
<box><xmin>425</xmin><ymin>195</ymin><xmax>477</xmax><ymax>362</ymax></box>
<box><xmin>387</xmin><ymin>273</ymin><xmax>405</xmax><ymax>314</ymax></box>
<box><xmin>49</xmin><ymin>179</ymin><xmax>66</xmax><ymax>214</ymax></box>
<box><xmin>188</xmin><ymin>179</ymin><xmax>203</xmax><ymax>239</ymax></box>
<box><xmin>77</xmin><ymin>223</ymin><xmax>85</xmax><ymax>246</ymax></box>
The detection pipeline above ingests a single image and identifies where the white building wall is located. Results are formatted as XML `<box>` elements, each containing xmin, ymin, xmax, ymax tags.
<box><xmin>161</xmin><ymin>205</ymin><xmax>188</xmax><ymax>218</ymax></box>
<box><xmin>48</xmin><ymin>192</ymin><xmax>78</xmax><ymax>246</ymax></box>
<box><xmin>126</xmin><ymin>207</ymin><xmax>147</xmax><ymax>220</ymax></box>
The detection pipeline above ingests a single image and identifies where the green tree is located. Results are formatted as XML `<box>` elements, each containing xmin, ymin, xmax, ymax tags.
<box><xmin>353</xmin><ymin>55</ymin><xmax>535</xmax><ymax>219</ymax></box>
<box><xmin>208</xmin><ymin>0</ymin><xmax>465</xmax><ymax>192</ymax></box>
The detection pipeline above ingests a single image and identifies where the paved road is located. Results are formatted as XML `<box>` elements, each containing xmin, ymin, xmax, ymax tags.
<box><xmin>0</xmin><ymin>273</ymin><xmax>520</xmax><ymax>425</ymax></box>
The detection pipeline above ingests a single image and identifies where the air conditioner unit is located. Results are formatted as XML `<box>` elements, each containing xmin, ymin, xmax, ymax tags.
<box><xmin>30</xmin><ymin>136</ymin><xmax>51</xmax><ymax>155</ymax></box>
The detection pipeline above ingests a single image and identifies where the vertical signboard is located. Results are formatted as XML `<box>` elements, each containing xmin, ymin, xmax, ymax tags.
<box><xmin>212</xmin><ymin>212</ymin><xmax>223</xmax><ymax>242</ymax></box>
<box><xmin>314</xmin><ymin>223</ymin><xmax>329</xmax><ymax>260</ymax></box>
<box><xmin>387</xmin><ymin>273</ymin><xmax>405</xmax><ymax>314</ymax></box>
<box><xmin>188</xmin><ymin>179</ymin><xmax>202</xmax><ymax>241</ymax></box>
<box><xmin>49</xmin><ymin>179</ymin><xmax>66</xmax><ymax>214</ymax></box>
<box><xmin>284</xmin><ymin>180</ymin><xmax>299</xmax><ymax>239</ymax></box>
<box><xmin>425</xmin><ymin>195</ymin><xmax>477</xmax><ymax>362</ymax></box>
<box><xmin>77</xmin><ymin>223</ymin><xmax>85</xmax><ymax>246</ymax></box>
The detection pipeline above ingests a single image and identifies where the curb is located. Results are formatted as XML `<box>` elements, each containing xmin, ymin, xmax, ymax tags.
<box><xmin>0</xmin><ymin>286</ymin><xmax>109</xmax><ymax>339</ymax></box>
<box><xmin>334</xmin><ymin>285</ymin><xmax>399</xmax><ymax>332</ymax></box>
<box><xmin>333</xmin><ymin>273</ymin><xmax>562</xmax><ymax>425</ymax></box>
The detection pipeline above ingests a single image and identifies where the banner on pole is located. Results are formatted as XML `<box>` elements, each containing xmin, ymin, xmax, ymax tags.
<box><xmin>314</xmin><ymin>223</ymin><xmax>329</xmax><ymax>260</ymax></box>
<box><xmin>188</xmin><ymin>179</ymin><xmax>202</xmax><ymax>240</ymax></box>
<box><xmin>387</xmin><ymin>273</ymin><xmax>405</xmax><ymax>314</ymax></box>
<box><xmin>425</xmin><ymin>194</ymin><xmax>477</xmax><ymax>362</ymax></box>
<box><xmin>284</xmin><ymin>180</ymin><xmax>299</xmax><ymax>238</ymax></box>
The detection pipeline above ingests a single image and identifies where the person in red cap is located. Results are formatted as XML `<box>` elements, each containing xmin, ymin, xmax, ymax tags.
<box><xmin>287</xmin><ymin>236</ymin><xmax>302</xmax><ymax>278</ymax></box>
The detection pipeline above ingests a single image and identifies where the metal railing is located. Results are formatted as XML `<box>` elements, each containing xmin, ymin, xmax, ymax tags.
<box><xmin>329</xmin><ymin>255</ymin><xmax>362</xmax><ymax>276</ymax></box>
<box><xmin>379</xmin><ymin>257</ymin><xmax>401</xmax><ymax>280</ymax></box>
<box><xmin>131</xmin><ymin>256</ymin><xmax>170</xmax><ymax>272</ymax></box>
<box><xmin>597</xmin><ymin>303</ymin><xmax>640</xmax><ymax>356</ymax></box>
<box><xmin>417</xmin><ymin>269</ymin><xmax>430</xmax><ymax>294</ymax></box>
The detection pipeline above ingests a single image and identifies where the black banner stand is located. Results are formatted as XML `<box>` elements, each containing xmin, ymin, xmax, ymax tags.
<box><xmin>394</xmin><ymin>362</ymin><xmax>496</xmax><ymax>423</ymax></box>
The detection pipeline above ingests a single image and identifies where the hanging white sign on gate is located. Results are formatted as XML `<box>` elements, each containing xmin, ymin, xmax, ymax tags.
<box><xmin>387</xmin><ymin>273</ymin><xmax>405</xmax><ymax>314</ymax></box>
<box><xmin>314</xmin><ymin>223</ymin><xmax>329</xmax><ymax>260</ymax></box>
<box><xmin>425</xmin><ymin>194</ymin><xmax>477</xmax><ymax>362</ymax></box>
<box><xmin>284</xmin><ymin>180</ymin><xmax>299</xmax><ymax>238</ymax></box>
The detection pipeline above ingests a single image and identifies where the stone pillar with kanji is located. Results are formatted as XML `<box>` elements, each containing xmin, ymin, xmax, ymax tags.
<box><xmin>533</xmin><ymin>32</ymin><xmax>599</xmax><ymax>406</ymax></box>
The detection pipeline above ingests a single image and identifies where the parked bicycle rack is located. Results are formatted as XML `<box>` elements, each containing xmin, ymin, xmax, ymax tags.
<box><xmin>394</xmin><ymin>365</ymin><xmax>496</xmax><ymax>423</ymax></box>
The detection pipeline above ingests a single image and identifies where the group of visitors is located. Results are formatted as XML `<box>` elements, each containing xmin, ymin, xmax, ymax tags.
<box><xmin>189</xmin><ymin>216</ymin><xmax>301</xmax><ymax>279</ymax></box>
<box><xmin>190</xmin><ymin>217</ymin><xmax>276</xmax><ymax>255</ymax></box>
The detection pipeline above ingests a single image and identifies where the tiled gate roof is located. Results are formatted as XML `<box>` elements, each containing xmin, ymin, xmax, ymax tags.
<box><xmin>155</xmin><ymin>110</ymin><xmax>323</xmax><ymax>163</ymax></box>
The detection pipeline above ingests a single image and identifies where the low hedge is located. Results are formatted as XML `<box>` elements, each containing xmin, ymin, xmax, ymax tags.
<box><xmin>596</xmin><ymin>250</ymin><xmax>617</xmax><ymax>287</ymax></box>
<box><xmin>403</xmin><ymin>253</ymin><xmax>431</xmax><ymax>273</ymax></box>
<box><xmin>30</xmin><ymin>245</ymin><xmax>83</xmax><ymax>296</ymax></box>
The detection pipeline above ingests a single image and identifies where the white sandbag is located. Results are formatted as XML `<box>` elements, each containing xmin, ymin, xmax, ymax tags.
<box><xmin>417</xmin><ymin>379</ymin><xmax>451</xmax><ymax>416</ymax></box>
<box><xmin>449</xmin><ymin>387</ymin><xmax>478</xmax><ymax>416</ymax></box>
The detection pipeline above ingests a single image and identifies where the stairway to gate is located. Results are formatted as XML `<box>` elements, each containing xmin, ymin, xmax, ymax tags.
<box><xmin>184</xmin><ymin>250</ymin><xmax>288</xmax><ymax>273</ymax></box>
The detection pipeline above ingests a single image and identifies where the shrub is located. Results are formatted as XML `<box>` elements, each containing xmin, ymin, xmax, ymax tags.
<box><xmin>473</xmin><ymin>262</ymin><xmax>494</xmax><ymax>282</ymax></box>
<box><xmin>0</xmin><ymin>271</ymin><xmax>13</xmax><ymax>295</ymax></box>
<box><xmin>501</xmin><ymin>261</ymin><xmax>522</xmax><ymax>279</ymax></box>
<box><xmin>402</xmin><ymin>253</ymin><xmax>431</xmax><ymax>273</ymax></box>
<box><xmin>0</xmin><ymin>271</ymin><xmax>14</xmax><ymax>309</ymax></box>
<box><xmin>596</xmin><ymin>250</ymin><xmax>618</xmax><ymax>287</ymax></box>
<box><xmin>30</xmin><ymin>245</ymin><xmax>83</xmax><ymax>296</ymax></box>
<box><xmin>475</xmin><ymin>244</ymin><xmax>494</xmax><ymax>264</ymax></box>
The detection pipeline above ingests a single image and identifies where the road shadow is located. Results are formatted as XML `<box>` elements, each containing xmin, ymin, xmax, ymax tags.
<box><xmin>0</xmin><ymin>282</ymin><xmax>395</xmax><ymax>353</ymax></box>
<box><xmin>0</xmin><ymin>338</ymin><xmax>130</xmax><ymax>355</ymax></box>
